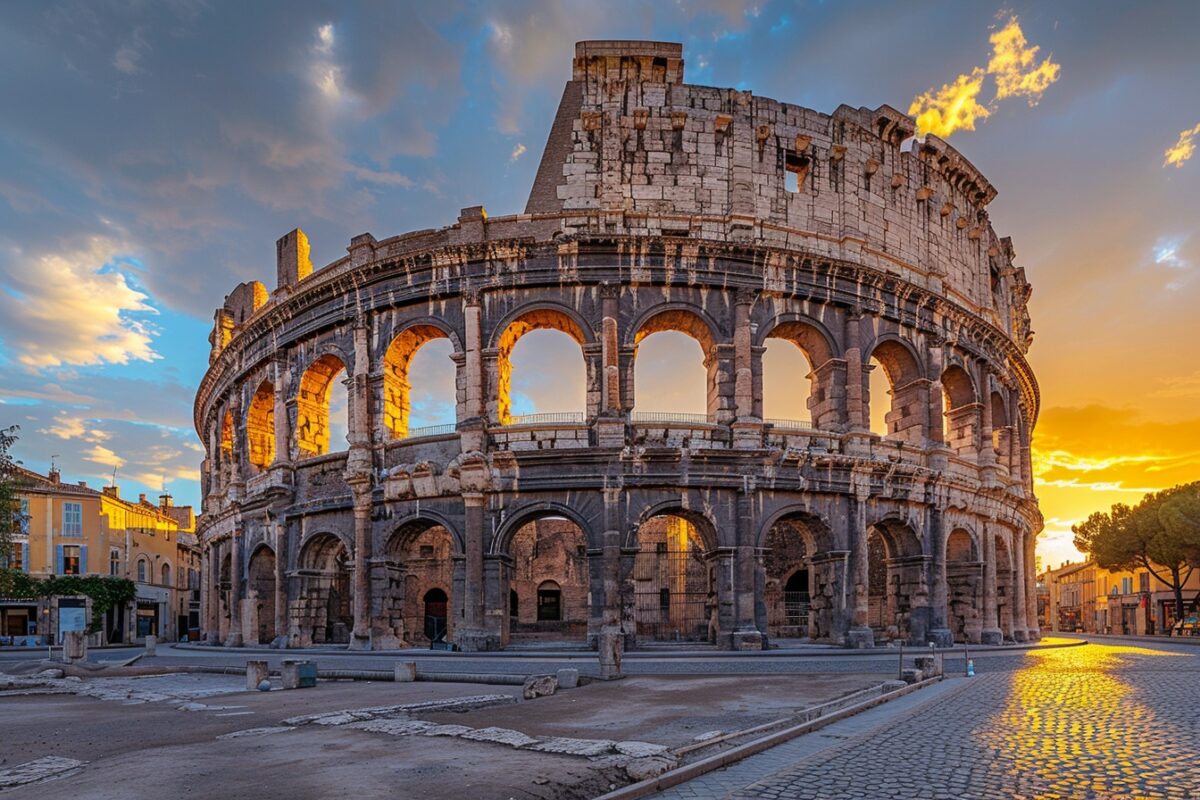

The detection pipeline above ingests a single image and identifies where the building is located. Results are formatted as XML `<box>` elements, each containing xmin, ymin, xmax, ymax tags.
<box><xmin>195</xmin><ymin>40</ymin><xmax>1043</xmax><ymax>652</ymax></box>
<box><xmin>2</xmin><ymin>466</ymin><xmax>197</xmax><ymax>645</ymax></box>
<box><xmin>1042</xmin><ymin>559</ymin><xmax>1200</xmax><ymax>635</ymax></box>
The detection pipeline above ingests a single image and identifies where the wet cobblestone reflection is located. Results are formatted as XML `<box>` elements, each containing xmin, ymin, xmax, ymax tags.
<box><xmin>729</xmin><ymin>641</ymin><xmax>1200</xmax><ymax>800</ymax></box>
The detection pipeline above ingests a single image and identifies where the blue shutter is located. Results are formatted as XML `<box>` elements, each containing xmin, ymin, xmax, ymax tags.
<box><xmin>21</xmin><ymin>543</ymin><xmax>29</xmax><ymax>573</ymax></box>
<box><xmin>80</xmin><ymin>545</ymin><xmax>89</xmax><ymax>576</ymax></box>
<box><xmin>56</xmin><ymin>544</ymin><xmax>64</xmax><ymax>575</ymax></box>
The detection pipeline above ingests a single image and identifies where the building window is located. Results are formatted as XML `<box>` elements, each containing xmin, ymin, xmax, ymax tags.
<box><xmin>62</xmin><ymin>502</ymin><xmax>83</xmax><ymax>537</ymax></box>
<box><xmin>784</xmin><ymin>151</ymin><xmax>811</xmax><ymax>193</ymax></box>
<box><xmin>161</xmin><ymin>563</ymin><xmax>171</xmax><ymax>586</ymax></box>
<box><xmin>110</xmin><ymin>549</ymin><xmax>121</xmax><ymax>576</ymax></box>
<box><xmin>137</xmin><ymin>558</ymin><xmax>147</xmax><ymax>583</ymax></box>
<box><xmin>19</xmin><ymin>498</ymin><xmax>29</xmax><ymax>535</ymax></box>
<box><xmin>1121</xmin><ymin>577</ymin><xmax>1133</xmax><ymax>595</ymax></box>
<box><xmin>6</xmin><ymin>544</ymin><xmax>22</xmax><ymax>571</ymax></box>
<box><xmin>1139</xmin><ymin>572</ymin><xmax>1150</xmax><ymax>593</ymax></box>
<box><xmin>63</xmin><ymin>545</ymin><xmax>81</xmax><ymax>575</ymax></box>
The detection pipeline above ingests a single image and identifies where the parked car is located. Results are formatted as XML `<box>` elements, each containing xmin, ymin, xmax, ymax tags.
<box><xmin>1170</xmin><ymin>615</ymin><xmax>1200</xmax><ymax>636</ymax></box>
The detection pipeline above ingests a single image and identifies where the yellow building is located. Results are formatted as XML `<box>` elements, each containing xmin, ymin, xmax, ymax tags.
<box><xmin>1042</xmin><ymin>558</ymin><xmax>1200</xmax><ymax>636</ymax></box>
<box><xmin>2</xmin><ymin>466</ymin><xmax>197</xmax><ymax>645</ymax></box>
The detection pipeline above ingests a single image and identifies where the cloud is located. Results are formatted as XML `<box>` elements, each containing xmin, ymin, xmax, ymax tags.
<box><xmin>0</xmin><ymin>236</ymin><xmax>159</xmax><ymax>367</ymax></box>
<box><xmin>83</xmin><ymin>444</ymin><xmax>125</xmax><ymax>470</ymax></box>
<box><xmin>1164</xmin><ymin>122</ymin><xmax>1200</xmax><ymax>168</ymax></box>
<box><xmin>908</xmin><ymin>16</ymin><xmax>1060</xmax><ymax>138</ymax></box>
<box><xmin>509</xmin><ymin>143</ymin><xmax>527</xmax><ymax>162</ymax></box>
<box><xmin>39</xmin><ymin>412</ymin><xmax>109</xmax><ymax>444</ymax></box>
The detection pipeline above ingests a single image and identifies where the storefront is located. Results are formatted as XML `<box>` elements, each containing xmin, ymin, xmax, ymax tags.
<box><xmin>0</xmin><ymin>600</ymin><xmax>40</xmax><ymax>645</ymax></box>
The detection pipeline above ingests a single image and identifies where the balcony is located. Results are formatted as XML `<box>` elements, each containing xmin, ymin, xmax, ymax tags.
<box><xmin>493</xmin><ymin>411</ymin><xmax>588</xmax><ymax>451</ymax></box>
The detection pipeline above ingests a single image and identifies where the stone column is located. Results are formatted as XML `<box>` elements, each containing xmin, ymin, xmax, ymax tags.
<box><xmin>348</xmin><ymin>485</ymin><xmax>372</xmax><ymax>650</ymax></box>
<box><xmin>598</xmin><ymin>485</ymin><xmax>624</xmax><ymax>676</ymax></box>
<box><xmin>1025</xmin><ymin>531</ymin><xmax>1040</xmax><ymax>640</ymax></box>
<box><xmin>977</xmin><ymin>361</ymin><xmax>995</xmax><ymax>464</ymax></box>
<box><xmin>272</xmin><ymin>355</ymin><xmax>290</xmax><ymax>465</ymax></box>
<box><xmin>200</xmin><ymin>545</ymin><xmax>213</xmax><ymax>642</ymax></box>
<box><xmin>847</xmin><ymin>489</ymin><xmax>874</xmax><ymax>648</ymax></box>
<box><xmin>981</xmin><ymin>524</ymin><xmax>1003</xmax><ymax>645</ymax></box>
<box><xmin>460</xmin><ymin>293</ymin><xmax>487</xmax><ymax>452</ymax></box>
<box><xmin>273</xmin><ymin>520</ymin><xmax>287</xmax><ymax>647</ymax></box>
<box><xmin>1011</xmin><ymin>528</ymin><xmax>1028</xmax><ymax>641</ymax></box>
<box><xmin>225</xmin><ymin>531</ymin><xmax>244</xmax><ymax>647</ymax></box>
<box><xmin>600</xmin><ymin>285</ymin><xmax>621</xmax><ymax>414</ymax></box>
<box><xmin>713</xmin><ymin>548</ymin><xmax>736</xmax><ymax>649</ymax></box>
<box><xmin>457</xmin><ymin>492</ymin><xmax>490</xmax><ymax>651</ymax></box>
<box><xmin>731</xmin><ymin>490</ymin><xmax>764</xmax><ymax>650</ymax></box>
<box><xmin>844</xmin><ymin>312</ymin><xmax>867</xmax><ymax>431</ymax></box>
<box><xmin>927</xmin><ymin>343</ymin><xmax>947</xmax><ymax>451</ymax></box>
<box><xmin>928</xmin><ymin>505</ymin><xmax>953</xmax><ymax>646</ymax></box>
<box><xmin>733</xmin><ymin>289</ymin><xmax>755</xmax><ymax>421</ymax></box>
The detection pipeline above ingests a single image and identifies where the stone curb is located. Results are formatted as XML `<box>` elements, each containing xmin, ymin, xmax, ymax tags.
<box><xmin>1060</xmin><ymin>632</ymin><xmax>1200</xmax><ymax>648</ymax></box>
<box><xmin>592</xmin><ymin>676</ymin><xmax>945</xmax><ymax>800</ymax></box>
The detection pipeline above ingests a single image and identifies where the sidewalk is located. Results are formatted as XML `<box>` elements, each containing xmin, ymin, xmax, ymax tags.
<box><xmin>1057</xmin><ymin>631</ymin><xmax>1200</xmax><ymax>648</ymax></box>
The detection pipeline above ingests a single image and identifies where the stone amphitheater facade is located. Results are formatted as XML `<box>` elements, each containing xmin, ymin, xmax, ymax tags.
<box><xmin>195</xmin><ymin>41</ymin><xmax>1042</xmax><ymax>654</ymax></box>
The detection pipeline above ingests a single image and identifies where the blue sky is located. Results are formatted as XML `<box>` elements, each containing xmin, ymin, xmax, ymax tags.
<box><xmin>1</xmin><ymin>1</ymin><xmax>1199</xmax><ymax>568</ymax></box>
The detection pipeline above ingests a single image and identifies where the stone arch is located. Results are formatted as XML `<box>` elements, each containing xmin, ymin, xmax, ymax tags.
<box><xmin>380</xmin><ymin>518</ymin><xmax>459</xmax><ymax>647</ymax></box>
<box><xmin>629</xmin><ymin>505</ymin><xmax>717</xmax><ymax>643</ymax></box>
<box><xmin>220</xmin><ymin>407</ymin><xmax>234</xmax><ymax>461</ymax></box>
<box><xmin>382</xmin><ymin>322</ymin><xmax>460</xmax><ymax>438</ymax></box>
<box><xmin>756</xmin><ymin>506</ymin><xmax>835</xmax><ymax>553</ymax></box>
<box><xmin>492</xmin><ymin>501</ymin><xmax>595</xmax><ymax>555</ymax></box>
<box><xmin>247</xmin><ymin>544</ymin><xmax>277</xmax><ymax>645</ymax></box>
<box><xmin>246</xmin><ymin>380</ymin><xmax>275</xmax><ymax>470</ymax></box>
<box><xmin>757</xmin><ymin>317</ymin><xmax>838</xmax><ymax>365</ymax></box>
<box><xmin>161</xmin><ymin>562</ymin><xmax>171</xmax><ymax>586</ymax></box>
<box><xmin>866</xmin><ymin>337</ymin><xmax>926</xmax><ymax>444</ymax></box>
<box><xmin>507</xmin><ymin>518</ymin><xmax>590</xmax><ymax>642</ymax></box>
<box><xmin>995</xmin><ymin>529</ymin><xmax>1014</xmax><ymax>640</ymax></box>
<box><xmin>492</xmin><ymin>305</ymin><xmax>591</xmax><ymax>425</ymax></box>
<box><xmin>630</xmin><ymin>501</ymin><xmax>719</xmax><ymax>552</ymax></box>
<box><xmin>866</xmin><ymin>516</ymin><xmax>926</xmax><ymax>642</ymax></box>
<box><xmin>629</xmin><ymin>305</ymin><xmax>722</xmax><ymax>422</ymax></box>
<box><xmin>761</xmin><ymin>510</ymin><xmax>831</xmax><ymax>640</ymax></box>
<box><xmin>292</xmin><ymin>532</ymin><xmax>352</xmax><ymax>646</ymax></box>
<box><xmin>945</xmin><ymin>527</ymin><xmax>982</xmax><ymax>643</ymax></box>
<box><xmin>759</xmin><ymin>316</ymin><xmax>841</xmax><ymax>427</ymax></box>
<box><xmin>941</xmin><ymin>364</ymin><xmax>978</xmax><ymax>454</ymax></box>
<box><xmin>295</xmin><ymin>354</ymin><xmax>348</xmax><ymax>457</ymax></box>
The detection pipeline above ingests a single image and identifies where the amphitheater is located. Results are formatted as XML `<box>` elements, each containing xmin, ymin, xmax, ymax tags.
<box><xmin>195</xmin><ymin>40</ymin><xmax>1042</xmax><ymax>653</ymax></box>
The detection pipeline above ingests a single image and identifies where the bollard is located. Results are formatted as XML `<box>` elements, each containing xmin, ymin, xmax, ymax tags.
<box><xmin>394</xmin><ymin>661</ymin><xmax>417</xmax><ymax>683</ymax></box>
<box><xmin>897</xmin><ymin>644</ymin><xmax>904</xmax><ymax>680</ymax></box>
<box><xmin>556</xmin><ymin>668</ymin><xmax>579</xmax><ymax>689</ymax></box>
<box><xmin>246</xmin><ymin>660</ymin><xmax>269</xmax><ymax>691</ymax></box>
<box><xmin>62</xmin><ymin>631</ymin><xmax>87</xmax><ymax>663</ymax></box>
<box><xmin>281</xmin><ymin>659</ymin><xmax>317</xmax><ymax>689</ymax></box>
<box><xmin>144</xmin><ymin>634</ymin><xmax>157</xmax><ymax>656</ymax></box>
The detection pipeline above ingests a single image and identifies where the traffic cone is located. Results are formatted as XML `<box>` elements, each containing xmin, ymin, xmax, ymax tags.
<box><xmin>966</xmin><ymin>659</ymin><xmax>975</xmax><ymax>677</ymax></box>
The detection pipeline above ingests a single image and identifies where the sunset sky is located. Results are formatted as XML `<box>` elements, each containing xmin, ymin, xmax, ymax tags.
<box><xmin>1</xmin><ymin>1</ymin><xmax>1198</xmax><ymax>569</ymax></box>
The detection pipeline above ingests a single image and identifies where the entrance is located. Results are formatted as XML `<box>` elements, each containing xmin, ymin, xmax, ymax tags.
<box><xmin>632</xmin><ymin>514</ymin><xmax>712</xmax><ymax>642</ymax></box>
<box><xmin>423</xmin><ymin>588</ymin><xmax>448</xmax><ymax>642</ymax></box>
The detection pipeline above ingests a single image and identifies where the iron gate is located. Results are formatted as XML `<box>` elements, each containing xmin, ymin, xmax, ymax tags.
<box><xmin>632</xmin><ymin>547</ymin><xmax>711</xmax><ymax>641</ymax></box>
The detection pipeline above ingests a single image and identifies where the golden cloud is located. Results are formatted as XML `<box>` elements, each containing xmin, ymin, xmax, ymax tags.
<box><xmin>1164</xmin><ymin>122</ymin><xmax>1200</xmax><ymax>168</ymax></box>
<box><xmin>909</xmin><ymin>16</ymin><xmax>1061</xmax><ymax>138</ymax></box>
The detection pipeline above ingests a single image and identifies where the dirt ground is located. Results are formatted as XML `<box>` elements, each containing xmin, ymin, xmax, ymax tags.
<box><xmin>0</xmin><ymin>670</ymin><xmax>888</xmax><ymax>799</ymax></box>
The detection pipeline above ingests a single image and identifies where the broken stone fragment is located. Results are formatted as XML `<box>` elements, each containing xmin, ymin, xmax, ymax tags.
<box><xmin>522</xmin><ymin>674</ymin><xmax>558</xmax><ymax>699</ymax></box>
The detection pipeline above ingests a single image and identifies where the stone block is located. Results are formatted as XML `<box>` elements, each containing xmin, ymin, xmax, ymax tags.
<box><xmin>143</xmin><ymin>634</ymin><xmax>156</xmax><ymax>656</ymax></box>
<box><xmin>394</xmin><ymin>661</ymin><xmax>417</xmax><ymax>683</ymax></box>
<box><xmin>246</xmin><ymin>660</ymin><xmax>269</xmax><ymax>691</ymax></box>
<box><xmin>522</xmin><ymin>674</ymin><xmax>558</xmax><ymax>699</ymax></box>
<box><xmin>556</xmin><ymin>668</ymin><xmax>579</xmax><ymax>689</ymax></box>
<box><xmin>62</xmin><ymin>631</ymin><xmax>87</xmax><ymax>662</ymax></box>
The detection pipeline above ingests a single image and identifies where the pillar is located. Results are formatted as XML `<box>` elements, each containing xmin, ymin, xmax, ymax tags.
<box><xmin>844</xmin><ymin>312</ymin><xmax>867</xmax><ymax>431</ymax></box>
<box><xmin>348</xmin><ymin>486</ymin><xmax>372</xmax><ymax>650</ymax></box>
<box><xmin>598</xmin><ymin>485</ymin><xmax>624</xmax><ymax>675</ymax></box>
<box><xmin>927</xmin><ymin>343</ymin><xmax>947</xmax><ymax>449</ymax></box>
<box><xmin>733</xmin><ymin>288</ymin><xmax>756</xmax><ymax>421</ymax></box>
<box><xmin>928</xmin><ymin>507</ymin><xmax>953</xmax><ymax>646</ymax></box>
<box><xmin>1011</xmin><ymin>528</ymin><xmax>1028</xmax><ymax>641</ymax></box>
<box><xmin>225</xmin><ymin>531</ymin><xmax>244</xmax><ymax>647</ymax></box>
<box><xmin>456</xmin><ymin>492</ymin><xmax>494</xmax><ymax>651</ymax></box>
<box><xmin>847</xmin><ymin>492</ymin><xmax>874</xmax><ymax>648</ymax></box>
<box><xmin>272</xmin><ymin>355</ymin><xmax>290</xmax><ymax>465</ymax></box>
<box><xmin>731</xmin><ymin>491</ymin><xmax>765</xmax><ymax>649</ymax></box>
<box><xmin>977</xmin><ymin>361</ymin><xmax>995</xmax><ymax>465</ymax></box>
<box><xmin>273</xmin><ymin>520</ymin><xmax>287</xmax><ymax>647</ymax></box>
<box><xmin>1025</xmin><ymin>530</ymin><xmax>1040</xmax><ymax>639</ymax></box>
<box><xmin>981</xmin><ymin>524</ymin><xmax>1003</xmax><ymax>645</ymax></box>
<box><xmin>200</xmin><ymin>546</ymin><xmax>213</xmax><ymax>642</ymax></box>
<box><xmin>460</xmin><ymin>294</ymin><xmax>487</xmax><ymax>451</ymax></box>
<box><xmin>600</xmin><ymin>285</ymin><xmax>621</xmax><ymax>413</ymax></box>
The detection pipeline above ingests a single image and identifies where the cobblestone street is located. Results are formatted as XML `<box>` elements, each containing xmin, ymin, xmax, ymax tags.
<box><xmin>661</xmin><ymin>639</ymin><xmax>1200</xmax><ymax>799</ymax></box>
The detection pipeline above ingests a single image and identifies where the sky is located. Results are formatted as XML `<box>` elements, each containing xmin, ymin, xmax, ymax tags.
<box><xmin>1</xmin><ymin>1</ymin><xmax>1198</xmax><ymax>569</ymax></box>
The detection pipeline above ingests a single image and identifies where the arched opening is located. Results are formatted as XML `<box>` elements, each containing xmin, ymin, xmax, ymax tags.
<box><xmin>764</xmin><ymin>515</ymin><xmax>820</xmax><ymax>639</ymax></box>
<box><xmin>219</xmin><ymin>409</ymin><xmax>234</xmax><ymax>475</ymax></box>
<box><xmin>996</xmin><ymin>534</ymin><xmax>1013</xmax><ymax>641</ymax></box>
<box><xmin>866</xmin><ymin>519</ymin><xmax>924</xmax><ymax>643</ymax></box>
<box><xmin>296</xmin><ymin>355</ymin><xmax>349</xmax><ymax>458</ymax></box>
<box><xmin>137</xmin><ymin>558</ymin><xmax>147</xmax><ymax>583</ymax></box>
<box><xmin>380</xmin><ymin>521</ymin><xmax>458</xmax><ymax>647</ymax></box>
<box><xmin>508</xmin><ymin>518</ymin><xmax>589</xmax><ymax>643</ymax></box>
<box><xmin>508</xmin><ymin>330</ymin><xmax>587</xmax><ymax>422</ymax></box>
<box><xmin>945</xmin><ymin>529</ymin><xmax>981</xmax><ymax>643</ymax></box>
<box><xmin>161</xmin><ymin>563</ymin><xmax>171</xmax><ymax>586</ymax></box>
<box><xmin>631</xmin><ymin>513</ymin><xmax>714</xmax><ymax>642</ymax></box>
<box><xmin>246</xmin><ymin>381</ymin><xmax>275</xmax><ymax>470</ymax></box>
<box><xmin>632</xmin><ymin>309</ymin><xmax>716</xmax><ymax>423</ymax></box>
<box><xmin>941</xmin><ymin>365</ymin><xmax>977</xmax><ymax>454</ymax></box>
<box><xmin>762</xmin><ymin>340</ymin><xmax>813</xmax><ymax>427</ymax></box>
<box><xmin>495</xmin><ymin>309</ymin><xmax>587</xmax><ymax>425</ymax></box>
<box><xmin>293</xmin><ymin>533</ymin><xmax>352</xmax><ymax>646</ymax></box>
<box><xmin>866</xmin><ymin>339</ymin><xmax>925</xmax><ymax>444</ymax></box>
<box><xmin>247</xmin><ymin>546</ymin><xmax>277</xmax><ymax>645</ymax></box>
<box><xmin>423</xmin><ymin>588</ymin><xmax>449</xmax><ymax>643</ymax></box>
<box><xmin>509</xmin><ymin>589</ymin><xmax>519</xmax><ymax>619</ymax></box>
<box><xmin>218</xmin><ymin>552</ymin><xmax>232</xmax><ymax>640</ymax></box>
<box><xmin>762</xmin><ymin>320</ymin><xmax>836</xmax><ymax>429</ymax></box>
<box><xmin>990</xmin><ymin>390</ymin><xmax>1011</xmax><ymax>462</ymax></box>
<box><xmin>383</xmin><ymin>326</ymin><xmax>456</xmax><ymax>438</ymax></box>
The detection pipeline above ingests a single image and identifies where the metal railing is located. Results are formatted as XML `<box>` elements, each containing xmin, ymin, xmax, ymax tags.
<box><xmin>505</xmin><ymin>412</ymin><xmax>586</xmax><ymax>426</ymax></box>
<box><xmin>402</xmin><ymin>423</ymin><xmax>457</xmax><ymax>439</ymax></box>
<box><xmin>631</xmin><ymin>411</ymin><xmax>710</xmax><ymax>425</ymax></box>
<box><xmin>765</xmin><ymin>417</ymin><xmax>814</xmax><ymax>430</ymax></box>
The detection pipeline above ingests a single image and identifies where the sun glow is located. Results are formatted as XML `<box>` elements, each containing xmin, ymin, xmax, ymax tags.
<box><xmin>1164</xmin><ymin>122</ymin><xmax>1200</xmax><ymax>168</ymax></box>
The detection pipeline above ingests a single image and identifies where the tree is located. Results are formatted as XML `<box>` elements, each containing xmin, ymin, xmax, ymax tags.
<box><xmin>1073</xmin><ymin>482</ymin><xmax>1200</xmax><ymax>622</ymax></box>
<box><xmin>0</xmin><ymin>425</ymin><xmax>23</xmax><ymax>567</ymax></box>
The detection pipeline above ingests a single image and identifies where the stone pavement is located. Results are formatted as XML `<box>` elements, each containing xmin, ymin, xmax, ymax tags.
<box><xmin>656</xmin><ymin>639</ymin><xmax>1200</xmax><ymax>799</ymax></box>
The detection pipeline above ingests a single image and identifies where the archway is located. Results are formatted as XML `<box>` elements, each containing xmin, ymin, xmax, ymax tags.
<box><xmin>508</xmin><ymin>518</ymin><xmax>590</xmax><ymax>643</ymax></box>
<box><xmin>631</xmin><ymin>513</ymin><xmax>714</xmax><ymax>642</ymax></box>
<box><xmin>219</xmin><ymin>408</ymin><xmax>234</xmax><ymax>478</ymax></box>
<box><xmin>423</xmin><ymin>588</ymin><xmax>449</xmax><ymax>643</ymax></box>
<box><xmin>383</xmin><ymin>325</ymin><xmax>457</xmax><ymax>438</ymax></box>
<box><xmin>763</xmin><ymin>516</ymin><xmax>816</xmax><ymax>639</ymax></box>
<box><xmin>246</xmin><ymin>381</ymin><xmax>275</xmax><ymax>470</ymax></box>
<box><xmin>990</xmin><ymin>390</ymin><xmax>1012</xmax><ymax>467</ymax></box>
<box><xmin>495</xmin><ymin>308</ymin><xmax>588</xmax><ymax>425</ymax></box>
<box><xmin>508</xmin><ymin>330</ymin><xmax>587</xmax><ymax>423</ymax></box>
<box><xmin>296</xmin><ymin>355</ymin><xmax>349</xmax><ymax>457</ymax></box>
<box><xmin>247</xmin><ymin>546</ymin><xmax>277</xmax><ymax>645</ymax></box>
<box><xmin>218</xmin><ymin>551</ymin><xmax>232</xmax><ymax>641</ymax></box>
<box><xmin>945</xmin><ymin>529</ymin><xmax>982</xmax><ymax>643</ymax></box>
<box><xmin>866</xmin><ymin>519</ymin><xmax>926</xmax><ymax>642</ymax></box>
<box><xmin>631</xmin><ymin>309</ymin><xmax>717</xmax><ymax>423</ymax></box>
<box><xmin>293</xmin><ymin>533</ymin><xmax>352</xmax><ymax>646</ymax></box>
<box><xmin>941</xmin><ymin>365</ymin><xmax>977</xmax><ymax>455</ymax></box>
<box><xmin>762</xmin><ymin>320</ymin><xmax>837</xmax><ymax>429</ymax></box>
<box><xmin>378</xmin><ymin>521</ymin><xmax>459</xmax><ymax>647</ymax></box>
<box><xmin>866</xmin><ymin>339</ymin><xmax>925</xmax><ymax>445</ymax></box>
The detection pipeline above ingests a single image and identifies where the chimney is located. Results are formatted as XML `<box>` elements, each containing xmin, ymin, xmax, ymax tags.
<box><xmin>138</xmin><ymin>493</ymin><xmax>148</xmax><ymax>505</ymax></box>
<box><xmin>77</xmin><ymin>481</ymin><xmax>87</xmax><ymax>488</ymax></box>
<box><xmin>102</xmin><ymin>485</ymin><xmax>120</xmax><ymax>499</ymax></box>
<box><xmin>49</xmin><ymin>468</ymin><xmax>60</xmax><ymax>485</ymax></box>
<box><xmin>159</xmin><ymin>493</ymin><xmax>173</xmax><ymax>509</ymax></box>
<box><xmin>276</xmin><ymin>228</ymin><xmax>313</xmax><ymax>290</ymax></box>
